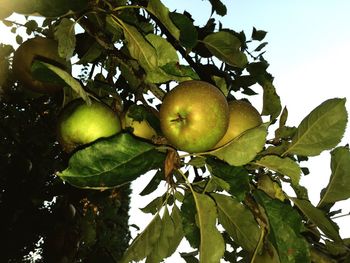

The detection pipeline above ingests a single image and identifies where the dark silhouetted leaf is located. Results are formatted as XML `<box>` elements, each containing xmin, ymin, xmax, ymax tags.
<box><xmin>169</xmin><ymin>12</ymin><xmax>198</xmax><ymax>49</ymax></box>
<box><xmin>284</xmin><ymin>98</ymin><xmax>348</xmax><ymax>156</ymax></box>
<box><xmin>208</xmin><ymin>0</ymin><xmax>227</xmax><ymax>16</ymax></box>
<box><xmin>58</xmin><ymin>133</ymin><xmax>165</xmax><ymax>189</ymax></box>
<box><xmin>252</xmin><ymin>27</ymin><xmax>267</xmax><ymax>41</ymax></box>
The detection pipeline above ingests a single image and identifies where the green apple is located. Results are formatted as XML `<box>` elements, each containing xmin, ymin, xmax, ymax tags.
<box><xmin>213</xmin><ymin>100</ymin><xmax>262</xmax><ymax>148</ymax></box>
<box><xmin>12</xmin><ymin>37</ymin><xmax>70</xmax><ymax>94</ymax></box>
<box><xmin>57</xmin><ymin>99</ymin><xmax>121</xmax><ymax>152</ymax></box>
<box><xmin>122</xmin><ymin>105</ymin><xmax>157</xmax><ymax>140</ymax></box>
<box><xmin>159</xmin><ymin>80</ymin><xmax>229</xmax><ymax>153</ymax></box>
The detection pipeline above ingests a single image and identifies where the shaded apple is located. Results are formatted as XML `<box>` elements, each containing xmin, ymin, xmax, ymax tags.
<box><xmin>57</xmin><ymin>99</ymin><xmax>121</xmax><ymax>152</ymax></box>
<box><xmin>213</xmin><ymin>100</ymin><xmax>262</xmax><ymax>148</ymax></box>
<box><xmin>160</xmin><ymin>80</ymin><xmax>229</xmax><ymax>153</ymax></box>
<box><xmin>12</xmin><ymin>37</ymin><xmax>70</xmax><ymax>94</ymax></box>
<box><xmin>121</xmin><ymin>104</ymin><xmax>157</xmax><ymax>140</ymax></box>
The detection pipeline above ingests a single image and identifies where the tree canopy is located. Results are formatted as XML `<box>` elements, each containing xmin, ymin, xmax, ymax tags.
<box><xmin>0</xmin><ymin>0</ymin><xmax>349</xmax><ymax>262</ymax></box>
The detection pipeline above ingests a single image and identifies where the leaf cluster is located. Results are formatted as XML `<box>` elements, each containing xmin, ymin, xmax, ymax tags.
<box><xmin>1</xmin><ymin>0</ymin><xmax>350</xmax><ymax>262</ymax></box>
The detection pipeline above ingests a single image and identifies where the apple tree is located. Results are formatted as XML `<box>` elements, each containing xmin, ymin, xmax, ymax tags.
<box><xmin>0</xmin><ymin>0</ymin><xmax>350</xmax><ymax>262</ymax></box>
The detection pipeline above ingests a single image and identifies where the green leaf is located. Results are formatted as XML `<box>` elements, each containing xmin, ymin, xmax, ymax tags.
<box><xmin>318</xmin><ymin>146</ymin><xmax>350</xmax><ymax>206</ymax></box>
<box><xmin>203</xmin><ymin>31</ymin><xmax>248</xmax><ymax>68</ymax></box>
<box><xmin>210</xmin><ymin>124</ymin><xmax>268</xmax><ymax>166</ymax></box>
<box><xmin>117</xmin><ymin>19</ymin><xmax>158</xmax><ymax>72</ymax></box>
<box><xmin>120</xmin><ymin>214</ymin><xmax>162</xmax><ymax>263</ymax></box>
<box><xmin>146</xmin><ymin>207</ymin><xmax>175</xmax><ymax>263</ymax></box>
<box><xmin>206</xmin><ymin>158</ymin><xmax>250</xmax><ymax>201</ymax></box>
<box><xmin>147</xmin><ymin>0</ymin><xmax>180</xmax><ymax>40</ymax></box>
<box><xmin>252</xmin><ymin>27</ymin><xmax>267</xmax><ymax>41</ymax></box>
<box><xmin>260</xmin><ymin>78</ymin><xmax>282</xmax><ymax>120</ymax></box>
<box><xmin>193</xmin><ymin>192</ymin><xmax>225</xmax><ymax>263</ymax></box>
<box><xmin>290</xmin><ymin>197</ymin><xmax>341</xmax><ymax>242</ymax></box>
<box><xmin>146</xmin><ymin>34</ymin><xmax>178</xmax><ymax>66</ymax></box>
<box><xmin>255</xmin><ymin>155</ymin><xmax>301</xmax><ymax>185</ymax></box>
<box><xmin>181</xmin><ymin>194</ymin><xmax>200</xmax><ymax>248</ymax></box>
<box><xmin>211</xmin><ymin>193</ymin><xmax>260</xmax><ymax>252</ymax></box>
<box><xmin>168</xmin><ymin>205</ymin><xmax>185</xmax><ymax>255</ymax></box>
<box><xmin>169</xmin><ymin>12</ymin><xmax>198</xmax><ymax>49</ymax></box>
<box><xmin>58</xmin><ymin>133</ymin><xmax>165</xmax><ymax>189</ymax></box>
<box><xmin>140</xmin><ymin>195</ymin><xmax>165</xmax><ymax>214</ymax></box>
<box><xmin>31</xmin><ymin>61</ymin><xmax>90</xmax><ymax>104</ymax></box>
<box><xmin>140</xmin><ymin>170</ymin><xmax>163</xmax><ymax>196</ymax></box>
<box><xmin>161</xmin><ymin>62</ymin><xmax>199</xmax><ymax>80</ymax></box>
<box><xmin>255</xmin><ymin>191</ymin><xmax>311</xmax><ymax>263</ymax></box>
<box><xmin>54</xmin><ymin>18</ymin><xmax>76</xmax><ymax>60</ymax></box>
<box><xmin>284</xmin><ymin>98</ymin><xmax>348</xmax><ymax>156</ymax></box>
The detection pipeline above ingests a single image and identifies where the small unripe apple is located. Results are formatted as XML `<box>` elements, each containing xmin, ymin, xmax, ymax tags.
<box><xmin>57</xmin><ymin>99</ymin><xmax>121</xmax><ymax>152</ymax></box>
<box><xmin>160</xmin><ymin>80</ymin><xmax>229</xmax><ymax>153</ymax></box>
<box><xmin>12</xmin><ymin>37</ymin><xmax>70</xmax><ymax>94</ymax></box>
<box><xmin>213</xmin><ymin>100</ymin><xmax>262</xmax><ymax>148</ymax></box>
<box><xmin>121</xmin><ymin>105</ymin><xmax>157</xmax><ymax>140</ymax></box>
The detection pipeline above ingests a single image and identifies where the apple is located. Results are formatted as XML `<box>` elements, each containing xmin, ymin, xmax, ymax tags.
<box><xmin>121</xmin><ymin>105</ymin><xmax>157</xmax><ymax>140</ymax></box>
<box><xmin>12</xmin><ymin>37</ymin><xmax>70</xmax><ymax>94</ymax></box>
<box><xmin>213</xmin><ymin>100</ymin><xmax>262</xmax><ymax>148</ymax></box>
<box><xmin>57</xmin><ymin>99</ymin><xmax>122</xmax><ymax>152</ymax></box>
<box><xmin>159</xmin><ymin>80</ymin><xmax>229</xmax><ymax>153</ymax></box>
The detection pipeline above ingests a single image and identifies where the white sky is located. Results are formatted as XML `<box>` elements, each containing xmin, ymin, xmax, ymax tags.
<box><xmin>1</xmin><ymin>1</ymin><xmax>350</xmax><ymax>262</ymax></box>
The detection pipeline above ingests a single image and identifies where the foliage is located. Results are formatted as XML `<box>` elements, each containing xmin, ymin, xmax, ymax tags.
<box><xmin>0</xmin><ymin>0</ymin><xmax>349</xmax><ymax>262</ymax></box>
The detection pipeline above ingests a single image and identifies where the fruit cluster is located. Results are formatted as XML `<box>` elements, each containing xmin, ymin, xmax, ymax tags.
<box><xmin>14</xmin><ymin>37</ymin><xmax>262</xmax><ymax>154</ymax></box>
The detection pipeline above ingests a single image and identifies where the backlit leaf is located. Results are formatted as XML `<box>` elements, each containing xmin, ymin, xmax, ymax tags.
<box><xmin>54</xmin><ymin>18</ymin><xmax>76</xmax><ymax>60</ymax></box>
<box><xmin>255</xmin><ymin>155</ymin><xmax>301</xmax><ymax>185</ymax></box>
<box><xmin>117</xmin><ymin>19</ymin><xmax>158</xmax><ymax>72</ymax></box>
<box><xmin>210</xmin><ymin>124</ymin><xmax>267</xmax><ymax>166</ymax></box>
<box><xmin>255</xmin><ymin>191</ymin><xmax>311</xmax><ymax>263</ymax></box>
<box><xmin>193</xmin><ymin>192</ymin><xmax>225</xmax><ymax>263</ymax></box>
<box><xmin>31</xmin><ymin>61</ymin><xmax>90</xmax><ymax>104</ymax></box>
<box><xmin>203</xmin><ymin>31</ymin><xmax>248</xmax><ymax>68</ymax></box>
<box><xmin>58</xmin><ymin>133</ymin><xmax>165</xmax><ymax>189</ymax></box>
<box><xmin>120</xmin><ymin>214</ymin><xmax>162</xmax><ymax>263</ymax></box>
<box><xmin>290</xmin><ymin>197</ymin><xmax>341</xmax><ymax>242</ymax></box>
<box><xmin>211</xmin><ymin>193</ymin><xmax>260</xmax><ymax>252</ymax></box>
<box><xmin>318</xmin><ymin>146</ymin><xmax>350</xmax><ymax>206</ymax></box>
<box><xmin>260</xmin><ymin>78</ymin><xmax>282</xmax><ymax>120</ymax></box>
<box><xmin>284</xmin><ymin>98</ymin><xmax>348</xmax><ymax>156</ymax></box>
<box><xmin>147</xmin><ymin>0</ymin><xmax>180</xmax><ymax>40</ymax></box>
